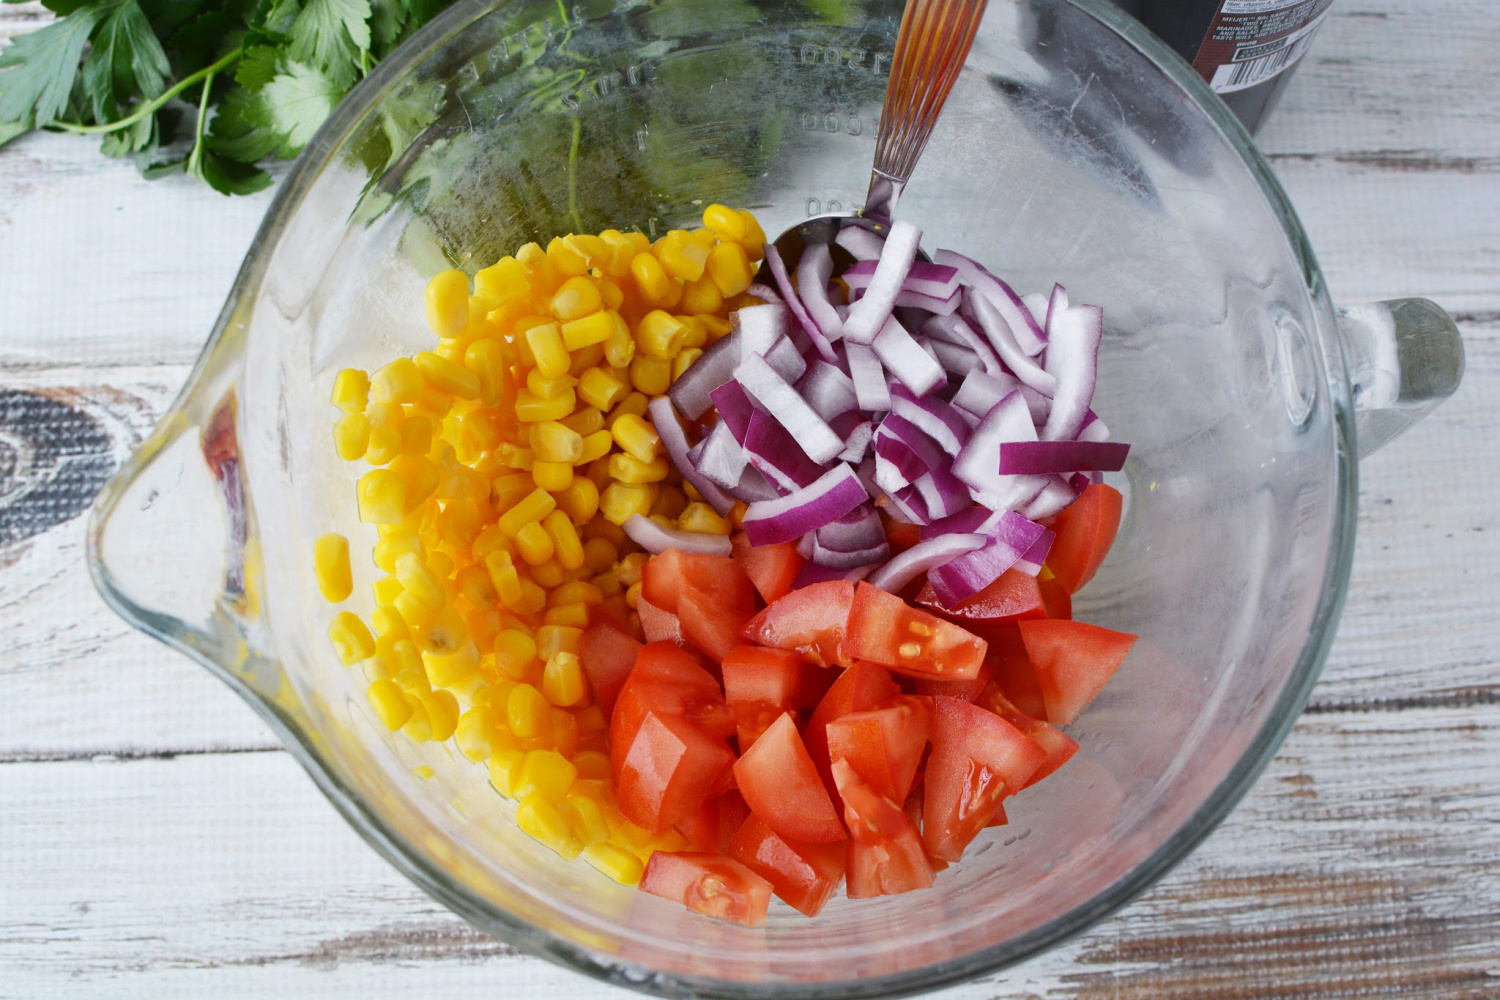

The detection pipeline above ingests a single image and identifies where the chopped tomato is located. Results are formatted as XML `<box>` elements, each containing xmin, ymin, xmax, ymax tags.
<box><xmin>721</xmin><ymin>645</ymin><xmax>804</xmax><ymax>749</ymax></box>
<box><xmin>734</xmin><ymin>713</ymin><xmax>846</xmax><ymax>844</ymax></box>
<box><xmin>677</xmin><ymin>790</ymin><xmax>749</xmax><ymax>853</ymax></box>
<box><xmin>616</xmin><ymin>710</ymin><xmax>736</xmax><ymax>833</ymax></box>
<box><xmin>916</xmin><ymin>567</ymin><xmax>1049</xmax><ymax>625</ymax></box>
<box><xmin>832</xmin><ymin>759</ymin><xmax>934</xmax><ymax>898</ymax></box>
<box><xmin>731</xmin><ymin>533</ymin><xmax>803</xmax><ymax>605</ymax></box>
<box><xmin>594</xmin><ymin>594</ymin><xmax>634</xmax><ymax>635</ymax></box>
<box><xmin>977</xmin><ymin>684</ymin><xmax>1080</xmax><ymax>787</ymax></box>
<box><xmin>639</xmin><ymin>851</ymin><xmax>773</xmax><ymax>927</ymax></box>
<box><xmin>727</xmin><ymin>813</ymin><xmax>846</xmax><ymax>917</ymax></box>
<box><xmin>922</xmin><ymin>696</ymin><xmax>1047</xmax><ymax>861</ymax></box>
<box><xmin>914</xmin><ymin>658</ymin><xmax>992</xmax><ymax>703</ymax></box>
<box><xmin>984</xmin><ymin>624</ymin><xmax>1048</xmax><ymax>720</ymax></box>
<box><xmin>804</xmin><ymin>661</ymin><xmax>901</xmax><ymax>801</ymax></box>
<box><xmin>881</xmin><ymin>516</ymin><xmax>923</xmax><ymax>555</ymax></box>
<box><xmin>678</xmin><ymin>583</ymin><xmax>754</xmax><ymax>662</ymax></box>
<box><xmin>578</xmin><ymin>623</ymin><xmax>640</xmax><ymax>718</ymax></box>
<box><xmin>642</xmin><ymin>549</ymin><xmax>757</xmax><ymax>618</ymax></box>
<box><xmin>1044</xmin><ymin>483</ymin><xmax>1123</xmax><ymax>594</ymax></box>
<box><xmin>1017</xmin><ymin>619</ymin><xmax>1137</xmax><ymax>725</ymax></box>
<box><xmin>610</xmin><ymin>642</ymin><xmax>735</xmax><ymax>760</ymax></box>
<box><xmin>846</xmin><ymin>582</ymin><xmax>986</xmax><ymax>680</ymax></box>
<box><xmin>741</xmin><ymin>580</ymin><xmax>855</xmax><ymax>668</ymax></box>
<box><xmin>636</xmin><ymin>594</ymin><xmax>684</xmax><ymax>646</ymax></box>
<box><xmin>985</xmin><ymin>801</ymin><xmax>1009</xmax><ymax>828</ymax></box>
<box><xmin>825</xmin><ymin>695</ymin><xmax>932</xmax><ymax>802</ymax></box>
<box><xmin>1038</xmin><ymin>575</ymin><xmax>1072</xmax><ymax>620</ymax></box>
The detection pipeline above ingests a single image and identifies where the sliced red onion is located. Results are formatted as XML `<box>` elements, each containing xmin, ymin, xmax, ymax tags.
<box><xmin>667</xmin><ymin>330</ymin><xmax>741</xmax><ymax>420</ymax></box>
<box><xmin>881</xmin><ymin>483</ymin><xmax>929</xmax><ymax>526</ymax></box>
<box><xmin>951</xmin><ymin>370</ymin><xmax>1022</xmax><ymax>425</ymax></box>
<box><xmin>727</xmin><ymin>465</ymin><xmax>780</xmax><ymax>503</ymax></box>
<box><xmin>926</xmin><ymin>336</ymin><xmax>981</xmax><ymax>376</ymax></box>
<box><xmin>875</xmin><ymin>414</ymin><xmax>946</xmax><ymax>480</ymax></box>
<box><xmin>741</xmin><ymin>464</ymin><xmax>870</xmax><ymax>546</ymax></box>
<box><xmin>645</xmin><ymin>397</ymin><xmax>736</xmax><ymax>515</ymax></box>
<box><xmin>732</xmin><ymin>302</ymin><xmax>789</xmax><ymax>354</ymax></box>
<box><xmin>709</xmin><ymin>379</ymin><xmax>759</xmax><ymax>443</ymax></box>
<box><xmin>1046</xmin><ymin>283</ymin><xmax>1069</xmax><ymax>331</ymax></box>
<box><xmin>793</xmin><ymin>560</ymin><xmax>879</xmax><ymax>588</ymax></box>
<box><xmin>920</xmin><ymin>505</ymin><xmax>1000</xmax><ymax>539</ymax></box>
<box><xmin>697</xmin><ymin>418</ymin><xmax>750</xmax><ymax>489</ymax></box>
<box><xmin>970</xmin><ymin>292</ymin><xmax>1058</xmax><ymax>396</ymax></box>
<box><xmin>844</xmin><ymin>218</ymin><xmax>921</xmax><ymax>344</ymax></box>
<box><xmin>890</xmin><ymin>386</ymin><xmax>968</xmax><ymax>456</ymax></box>
<box><xmin>794</xmin><ymin>360</ymin><xmax>859</xmax><ymax>421</ymax></box>
<box><xmin>922</xmin><ymin>313</ymin><xmax>1005</xmax><ymax>376</ymax></box>
<box><xmin>1019</xmin><ymin>384</ymin><xmax>1052</xmax><ymax>425</ymax></box>
<box><xmin>796</xmin><ymin>532</ymin><xmax>815</xmax><ymax>560</ymax></box>
<box><xmin>744</xmin><ymin>410</ymin><xmax>828</xmax><ymax>490</ymax></box>
<box><xmin>1041</xmin><ymin>303</ymin><xmax>1104</xmax><ymax>441</ymax></box>
<box><xmin>764</xmin><ymin>242</ymin><xmax>838</xmax><ymax>363</ymax></box>
<box><xmin>874</xmin><ymin>453</ymin><xmax>913</xmax><ymax>496</ymax></box>
<box><xmin>873</xmin><ymin>316</ymin><xmax>946</xmax><ymax>397</ymax></box>
<box><xmin>1013</xmin><ymin>528</ymin><xmax>1054</xmax><ymax>575</ymax></box>
<box><xmin>623</xmin><ymin>513</ymin><xmax>734</xmax><ymax>557</ymax></box>
<box><xmin>1021</xmin><ymin>475</ymin><xmax>1080</xmax><ymax>520</ymax></box>
<box><xmin>846</xmin><ymin>343</ymin><xmax>892</xmax><ymax>412</ymax></box>
<box><xmin>815</xmin><ymin>504</ymin><xmax>886</xmax><ymax>552</ymax></box>
<box><xmin>798</xmin><ymin>242</ymin><xmax>846</xmax><ymax>343</ymax></box>
<box><xmin>927</xmin><ymin>511</ymin><xmax>1049</xmax><ymax>606</ymax></box>
<box><xmin>997</xmin><ymin>440</ymin><xmax>1130</xmax><ymax>474</ymax></box>
<box><xmin>1022</xmin><ymin>291</ymin><xmax>1049</xmax><ymax>328</ymax></box>
<box><xmin>913</xmin><ymin>468</ymin><xmax>971</xmax><ymax>520</ymax></box>
<box><xmin>835</xmin><ymin>225</ymin><xmax>886</xmax><ymax>261</ymax></box>
<box><xmin>812</xmin><ymin>537</ymin><xmax>891</xmax><ymax>569</ymax></box>
<box><xmin>746</xmin><ymin>282</ymin><xmax>781</xmax><ymax>303</ymax></box>
<box><xmin>763</xmin><ymin>334</ymin><xmax>809</xmax><ymax>385</ymax></box>
<box><xmin>1077</xmin><ymin>411</ymin><xmax>1110</xmax><ymax>443</ymax></box>
<box><xmin>866</xmin><ymin>533</ymin><xmax>987</xmax><ymax>593</ymax></box>
<box><xmin>935</xmin><ymin>249</ymin><xmax>1048</xmax><ymax>356</ymax></box>
<box><xmin>952</xmin><ymin>390</ymin><xmax>1049</xmax><ymax>511</ymax></box>
<box><xmin>735</xmin><ymin>352</ymin><xmax>844</xmax><ymax>464</ymax></box>
<box><xmin>837</xmin><ymin>419</ymin><xmax>874</xmax><ymax>464</ymax></box>
<box><xmin>1068</xmin><ymin>472</ymin><xmax>1092</xmax><ymax>493</ymax></box>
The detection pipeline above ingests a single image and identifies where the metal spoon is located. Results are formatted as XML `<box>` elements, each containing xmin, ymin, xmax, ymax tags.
<box><xmin>771</xmin><ymin>0</ymin><xmax>990</xmax><ymax>268</ymax></box>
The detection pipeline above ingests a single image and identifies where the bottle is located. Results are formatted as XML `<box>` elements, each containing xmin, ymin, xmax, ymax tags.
<box><xmin>1126</xmin><ymin>0</ymin><xmax>1337</xmax><ymax>132</ymax></box>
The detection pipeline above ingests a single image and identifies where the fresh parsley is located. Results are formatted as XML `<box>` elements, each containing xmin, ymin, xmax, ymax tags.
<box><xmin>0</xmin><ymin>0</ymin><xmax>453</xmax><ymax>194</ymax></box>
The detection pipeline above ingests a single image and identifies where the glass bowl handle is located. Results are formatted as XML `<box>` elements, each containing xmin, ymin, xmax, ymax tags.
<box><xmin>1336</xmin><ymin>298</ymin><xmax>1465</xmax><ymax>458</ymax></box>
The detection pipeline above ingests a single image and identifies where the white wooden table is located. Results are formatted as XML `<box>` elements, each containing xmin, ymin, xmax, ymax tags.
<box><xmin>2</xmin><ymin>2</ymin><xmax>1497</xmax><ymax>996</ymax></box>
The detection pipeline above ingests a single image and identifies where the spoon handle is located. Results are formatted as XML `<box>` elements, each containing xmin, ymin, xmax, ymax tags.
<box><xmin>866</xmin><ymin>0</ymin><xmax>989</xmax><ymax>219</ymax></box>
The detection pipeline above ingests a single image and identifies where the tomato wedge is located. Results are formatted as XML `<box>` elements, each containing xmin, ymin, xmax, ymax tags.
<box><xmin>832</xmin><ymin>759</ymin><xmax>934</xmax><ymax>898</ymax></box>
<box><xmin>734</xmin><ymin>712</ymin><xmax>846</xmax><ymax>844</ymax></box>
<box><xmin>983</xmin><ymin>623</ymin><xmax>1048</xmax><ymax>721</ymax></box>
<box><xmin>642</xmin><ymin>549</ymin><xmax>757</xmax><ymax>618</ymax></box>
<box><xmin>1044</xmin><ymin>483</ymin><xmax>1123</xmax><ymax>594</ymax></box>
<box><xmin>578</xmin><ymin>623</ymin><xmax>640</xmax><ymax>718</ymax></box>
<box><xmin>913</xmin><ymin>657</ymin><xmax>992</xmax><ymax>703</ymax></box>
<box><xmin>677</xmin><ymin>790</ymin><xmax>750</xmax><ymax>853</ymax></box>
<box><xmin>639</xmin><ymin>851</ymin><xmax>773</xmax><ymax>927</ymax></box>
<box><xmin>678</xmin><ymin>583</ymin><xmax>754</xmax><ymax>663</ymax></box>
<box><xmin>727</xmin><ymin>813</ymin><xmax>847</xmax><ymax>917</ymax></box>
<box><xmin>977</xmin><ymin>684</ymin><xmax>1080</xmax><ymax>788</ymax></box>
<box><xmin>741</xmin><ymin>580</ymin><xmax>855</xmax><ymax>668</ymax></box>
<box><xmin>804</xmin><ymin>660</ymin><xmax>901</xmax><ymax>802</ymax></box>
<box><xmin>846</xmin><ymin>582</ymin><xmax>987</xmax><ymax>680</ymax></box>
<box><xmin>610</xmin><ymin>641</ymin><xmax>735</xmax><ymax>758</ymax></box>
<box><xmin>731</xmin><ymin>533</ymin><xmax>803</xmax><ymax>605</ymax></box>
<box><xmin>616</xmin><ymin>710</ymin><xmax>736</xmax><ymax>833</ymax></box>
<box><xmin>1017</xmin><ymin>619</ymin><xmax>1137</xmax><ymax>725</ymax></box>
<box><xmin>825</xmin><ymin>695</ymin><xmax>932</xmax><ymax>803</ymax></box>
<box><xmin>636</xmin><ymin>593</ymin><xmax>684</xmax><ymax>646</ymax></box>
<box><xmin>721</xmin><ymin>645</ymin><xmax>804</xmax><ymax>749</ymax></box>
<box><xmin>922</xmin><ymin>696</ymin><xmax>1047</xmax><ymax>861</ymax></box>
<box><xmin>916</xmin><ymin>567</ymin><xmax>1049</xmax><ymax>625</ymax></box>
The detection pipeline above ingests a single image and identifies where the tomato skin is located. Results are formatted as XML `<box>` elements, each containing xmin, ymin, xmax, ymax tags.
<box><xmin>846</xmin><ymin>582</ymin><xmax>987</xmax><ymax>681</ymax></box>
<box><xmin>678</xmin><ymin>583</ymin><xmax>754</xmax><ymax>663</ymax></box>
<box><xmin>1038</xmin><ymin>576</ymin><xmax>1072</xmax><ymax>620</ymax></box>
<box><xmin>981</xmin><ymin>624</ymin><xmax>1048</xmax><ymax>720</ymax></box>
<box><xmin>727</xmin><ymin>813</ymin><xmax>846</xmax><ymax>917</ymax></box>
<box><xmin>637</xmin><ymin>593</ymin><xmax>684</xmax><ymax>646</ymax></box>
<box><xmin>734</xmin><ymin>713</ymin><xmax>847</xmax><ymax>844</ymax></box>
<box><xmin>677</xmin><ymin>790</ymin><xmax>750</xmax><ymax>853</ymax></box>
<box><xmin>610</xmin><ymin>642</ymin><xmax>736</xmax><ymax>761</ymax></box>
<box><xmin>616</xmin><ymin>710</ymin><xmax>736</xmax><ymax>833</ymax></box>
<box><xmin>916</xmin><ymin>567</ymin><xmax>1049</xmax><ymax>625</ymax></box>
<box><xmin>882</xmin><ymin>517</ymin><xmax>924</xmax><ymax>555</ymax></box>
<box><xmin>741</xmin><ymin>580</ymin><xmax>856</xmax><ymax>668</ymax></box>
<box><xmin>977</xmin><ymin>684</ymin><xmax>1080</xmax><ymax>788</ymax></box>
<box><xmin>1017</xmin><ymin>619</ymin><xmax>1137</xmax><ymax>725</ymax></box>
<box><xmin>731</xmin><ymin>533</ymin><xmax>804</xmax><ymax>605</ymax></box>
<box><xmin>804</xmin><ymin>661</ymin><xmax>901</xmax><ymax>803</ymax></box>
<box><xmin>578</xmin><ymin>624</ymin><xmax>641</xmax><ymax>718</ymax></box>
<box><xmin>639</xmin><ymin>851</ymin><xmax>774</xmax><ymax>927</ymax></box>
<box><xmin>832</xmin><ymin>759</ymin><xmax>934</xmax><ymax>898</ymax></box>
<box><xmin>643</xmin><ymin>549</ymin><xmax>758</xmax><ymax>619</ymax></box>
<box><xmin>721</xmin><ymin>646</ymin><xmax>804</xmax><ymax>749</ymax></box>
<box><xmin>913</xmin><ymin>658</ymin><xmax>992</xmax><ymax>703</ymax></box>
<box><xmin>825</xmin><ymin>695</ymin><xmax>932</xmax><ymax>803</ymax></box>
<box><xmin>1045</xmin><ymin>483</ymin><xmax>1123</xmax><ymax>594</ymax></box>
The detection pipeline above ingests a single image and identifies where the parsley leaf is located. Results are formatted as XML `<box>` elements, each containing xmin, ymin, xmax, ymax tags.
<box><xmin>81</xmin><ymin>0</ymin><xmax>171</xmax><ymax>130</ymax></box>
<box><xmin>0</xmin><ymin>8</ymin><xmax>100</xmax><ymax>131</ymax></box>
<box><xmin>286</xmin><ymin>0</ymin><xmax>370</xmax><ymax>87</ymax></box>
<box><xmin>246</xmin><ymin>57</ymin><xmax>343</xmax><ymax>157</ymax></box>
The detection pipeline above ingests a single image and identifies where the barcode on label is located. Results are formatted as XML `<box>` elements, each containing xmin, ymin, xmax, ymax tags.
<box><xmin>1207</xmin><ymin>13</ymin><xmax>1326</xmax><ymax>94</ymax></box>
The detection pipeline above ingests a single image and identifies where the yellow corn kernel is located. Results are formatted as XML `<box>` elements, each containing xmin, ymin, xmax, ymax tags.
<box><xmin>387</xmin><ymin>454</ymin><xmax>437</xmax><ymax>513</ymax></box>
<box><xmin>515</xmin><ymin>521</ymin><xmax>556</xmax><ymax>567</ymax></box>
<box><xmin>549</xmin><ymin>708</ymin><xmax>580</xmax><ymax>757</ymax></box>
<box><xmin>531</xmin><ymin>460</ymin><xmax>573</xmax><ymax>493</ymax></box>
<box><xmin>550</xmin><ymin>275</ymin><xmax>603</xmax><ymax>321</ymax></box>
<box><xmin>453</xmin><ymin>563</ymin><xmax>496</xmax><ymax>607</ymax></box>
<box><xmin>625</xmin><ymin>581</ymin><xmax>641</xmax><ymax>609</ymax></box>
<box><xmin>651</xmin><ymin>484</ymin><xmax>687</xmax><ymax>521</ymax></box>
<box><xmin>465</xmin><ymin>338</ymin><xmax>511</xmax><ymax>409</ymax></box>
<box><xmin>498</xmin><ymin>487</ymin><xmax>556</xmax><ymax>537</ymax></box>
<box><xmin>436</xmin><ymin>501</ymin><xmax>483</xmax><ymax>552</ymax></box>
<box><xmin>558</xmin><ymin>309</ymin><xmax>615</xmax><ymax>351</ymax></box>
<box><xmin>509</xmin><ymin>577</ymin><xmax>547</xmax><ymax>617</ymax></box>
<box><xmin>539</xmin><ymin>510</ymin><xmax>583</xmax><ymax>571</ymax></box>
<box><xmin>372</xmin><ymin>574</ymin><xmax>403</xmax><ymax>607</ymax></box>
<box><xmin>699</xmin><ymin>313</ymin><xmax>732</xmax><ymax>340</ymax></box>
<box><xmin>516</xmin><ymin>749</ymin><xmax>578</xmax><ymax>802</ymax></box>
<box><xmin>329</xmin><ymin>612</ymin><xmax>375</xmax><ymax>665</ymax></box>
<box><xmin>364</xmin><ymin>426</ymin><xmax>401</xmax><ymax>465</ymax></box>
<box><xmin>598</xmin><ymin>280</ymin><xmax>625</xmax><ymax>312</ymax></box>
<box><xmin>474</xmin><ymin>255</ymin><xmax>530</xmax><ymax>303</ymax></box>
<box><xmin>543</xmin><ymin>602</ymin><xmax>589</xmax><ymax>630</ymax></box>
<box><xmin>535</xmin><ymin>625</ymin><xmax>582</xmax><ymax>662</ymax></box>
<box><xmin>592</xmin><ymin>572</ymin><xmax>623</xmax><ymax>599</ymax></box>
<box><xmin>387</xmin><ymin>638</ymin><xmax>427</xmax><ymax>690</ymax></box>
<box><xmin>552</xmin><ymin>581</ymin><xmax>605</xmax><ymax>609</ymax></box>
<box><xmin>394</xmin><ymin>590</ymin><xmax>436</xmax><ymax>629</ymax></box>
<box><xmin>485</xmin><ymin>551</ymin><xmax>524</xmax><ymax>610</ymax></box>
<box><xmin>494</xmin><ymin>628</ymin><xmax>539</xmax><ymax>681</ymax></box>
<box><xmin>314</xmin><ymin>533</ymin><xmax>352</xmax><ymax>602</ymax></box>
<box><xmin>679</xmin><ymin>275</ymin><xmax>723</xmax><ymax>315</ymax></box>
<box><xmin>514</xmin><ymin>387</ymin><xmax>576</xmax><ymax>423</ymax></box>
<box><xmin>614</xmin><ymin>552</ymin><xmax>649</xmax><ymax>587</ymax></box>
<box><xmin>559</xmin><ymin>406</ymin><xmax>604</xmax><ymax>438</ymax></box>
<box><xmin>527</xmin><ymin>421</ymin><xmax>583</xmax><ymax>465</ymax></box>
<box><xmin>581</xmin><ymin>538</ymin><xmax>618</xmax><ymax>574</ymax></box>
<box><xmin>332</xmin><ymin>412</ymin><xmax>370</xmax><ymax>461</ymax></box>
<box><xmin>523</xmin><ymin>322</ymin><xmax>570</xmax><ymax>380</ymax></box>
<box><xmin>517</xmin><ymin>792</ymin><xmax>583</xmax><ymax>860</ymax></box>
<box><xmin>400</xmin><ymin>694</ymin><xmax>433</xmax><ymax>742</ymax></box>
<box><xmin>498</xmin><ymin>443</ymin><xmax>534</xmax><ymax>471</ymax></box>
<box><xmin>425</xmin><ymin>269</ymin><xmax>471</xmax><ymax>338</ymax></box>
<box><xmin>331</xmin><ymin>368</ymin><xmax>370</xmax><ymax>413</ymax></box>
<box><xmin>603</xmin><ymin>313</ymin><xmax>636</xmax><ymax>369</ymax></box>
<box><xmin>702</xmin><ymin>203</ymin><xmax>749</xmax><ymax>242</ymax></box>
<box><xmin>583</xmin><ymin>842</ymin><xmax>643</xmax><ymax>885</ymax></box>
<box><xmin>655</xmin><ymin>230</ymin><xmax>711</xmax><ymax>282</ymax></box>
<box><xmin>609</xmin><ymin>452</ymin><xmax>669</xmax><ymax>484</ymax></box>
<box><xmin>421</xmin><ymin>689</ymin><xmax>460</xmax><ymax>741</ymax></box>
<box><xmin>675</xmin><ymin>315</ymin><xmax>708</xmax><ymax>349</ymax></box>
<box><xmin>424</xmin><ymin>639</ymin><xmax>481</xmax><ymax>690</ymax></box>
<box><xmin>370</xmin><ymin>605</ymin><xmax>409</xmax><ymax>641</ymax></box>
<box><xmin>542</xmin><ymin>652</ymin><xmax>587</xmax><ymax>709</ymax></box>
<box><xmin>577</xmin><ymin>430</ymin><xmax>614</xmax><ymax>465</ymax></box>
<box><xmin>689</xmin><ymin>226</ymin><xmax>718</xmax><ymax>247</ymax></box>
<box><xmin>575</xmin><ymin>706</ymin><xmax>607</xmax><ymax>737</ymax></box>
<box><xmin>551</xmin><ymin>481</ymin><xmax>599</xmax><ymax>529</ymax></box>
<box><xmin>629</xmin><ymin>354</ymin><xmax>672</xmax><ymax>396</ymax></box>
<box><xmin>454</xmin><ymin>706</ymin><xmax>497</xmax><ymax>761</ymax></box>
<box><xmin>530</xmin><ymin>559</ymin><xmax>566</xmax><ymax>589</ymax></box>
<box><xmin>394</xmin><ymin>553</ymin><xmax>444</xmax><ymax>611</ymax></box>
<box><xmin>415</xmin><ymin>350</ymin><xmax>480</xmax><ymax>400</ymax></box>
<box><xmin>606</xmin><ymin>393</ymin><xmax>649</xmax><ymax>431</ymax></box>
<box><xmin>610</xmin><ymin>413</ymin><xmax>661</xmax><ymax>464</ymax></box>
<box><xmin>737</xmin><ymin>209</ymin><xmax>767</xmax><ymax>259</ymax></box>
<box><xmin>368</xmin><ymin>679</ymin><xmax>414</xmax><ymax>730</ymax></box>
<box><xmin>400</xmin><ymin>413</ymin><xmax>435</xmax><ymax>455</ymax></box>
<box><xmin>409</xmin><ymin>601</ymin><xmax>465</xmax><ymax>650</ymax></box>
<box><xmin>370</xmin><ymin>357</ymin><xmax>424</xmax><ymax>405</ymax></box>
<box><xmin>491</xmin><ymin>475</ymin><xmax>535</xmax><ymax>513</ymax></box>
<box><xmin>706</xmin><ymin>240</ymin><xmax>753</xmax><ymax>297</ymax></box>
<box><xmin>672</xmin><ymin>347</ymin><xmax>703</xmax><ymax>383</ymax></box>
<box><xmin>677</xmin><ymin>501</ymin><xmax>731</xmax><ymax>536</ymax></box>
<box><xmin>630</xmin><ymin>250</ymin><xmax>673</xmax><ymax>303</ymax></box>
<box><xmin>600</xmin><ymin>481</ymin><xmax>654</xmax><ymax>525</ymax></box>
<box><xmin>489</xmin><ymin>749</ymin><xmax>526</xmax><ymax>797</ymax></box>
<box><xmin>635</xmin><ymin>310</ymin><xmax>686</xmax><ymax>359</ymax></box>
<box><xmin>569</xmin><ymin>341</ymin><xmax>606</xmax><ymax>378</ymax></box>
<box><xmin>642</xmin><ymin>829</ymin><xmax>692</xmax><ymax>862</ymax></box>
<box><xmin>524</xmin><ymin>369</ymin><xmax>578</xmax><ymax>401</ymax></box>
<box><xmin>508</xmin><ymin>683</ymin><xmax>549</xmax><ymax>739</ymax></box>
<box><xmin>563</xmin><ymin>751</ymin><xmax>607</xmax><ymax>784</ymax></box>
<box><xmin>357</xmin><ymin>469</ymin><xmax>407</xmax><ymax>524</ymax></box>
<box><xmin>566</xmin><ymin>793</ymin><xmax>611</xmax><ymax>846</ymax></box>
<box><xmin>412</xmin><ymin>764</ymin><xmax>435</xmax><ymax>780</ymax></box>
<box><xmin>578</xmin><ymin>366</ymin><xmax>628</xmax><ymax>411</ymax></box>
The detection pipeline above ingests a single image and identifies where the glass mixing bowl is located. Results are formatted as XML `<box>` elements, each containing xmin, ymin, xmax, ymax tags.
<box><xmin>87</xmin><ymin>0</ymin><xmax>1464</xmax><ymax>995</ymax></box>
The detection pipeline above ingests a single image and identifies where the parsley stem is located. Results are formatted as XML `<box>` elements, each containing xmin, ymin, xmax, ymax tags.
<box><xmin>567</xmin><ymin>116</ymin><xmax>583</xmax><ymax>232</ymax></box>
<box><xmin>50</xmin><ymin>50</ymin><xmax>241</xmax><ymax>136</ymax></box>
<box><xmin>186</xmin><ymin>65</ymin><xmax>218</xmax><ymax>178</ymax></box>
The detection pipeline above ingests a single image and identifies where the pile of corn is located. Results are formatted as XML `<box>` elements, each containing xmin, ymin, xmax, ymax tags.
<box><xmin>313</xmin><ymin>206</ymin><xmax>766</xmax><ymax>885</ymax></box>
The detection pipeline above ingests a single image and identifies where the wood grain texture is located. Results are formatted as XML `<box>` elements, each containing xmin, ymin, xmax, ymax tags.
<box><xmin>1</xmin><ymin>0</ymin><xmax>1498</xmax><ymax>997</ymax></box>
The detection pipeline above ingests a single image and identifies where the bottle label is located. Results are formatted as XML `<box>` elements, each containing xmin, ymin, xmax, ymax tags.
<box><xmin>1191</xmin><ymin>0</ymin><xmax>1335</xmax><ymax>94</ymax></box>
